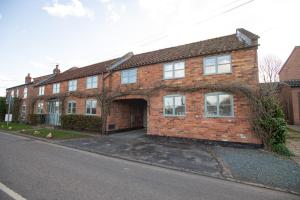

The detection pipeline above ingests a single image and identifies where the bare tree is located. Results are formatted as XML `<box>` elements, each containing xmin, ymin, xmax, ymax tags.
<box><xmin>259</xmin><ymin>55</ymin><xmax>282</xmax><ymax>83</ymax></box>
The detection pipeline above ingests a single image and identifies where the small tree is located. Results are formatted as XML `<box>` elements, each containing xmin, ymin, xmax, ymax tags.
<box><xmin>0</xmin><ymin>97</ymin><xmax>6</xmax><ymax>122</ymax></box>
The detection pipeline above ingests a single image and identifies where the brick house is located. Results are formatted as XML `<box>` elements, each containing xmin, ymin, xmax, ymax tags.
<box><xmin>279</xmin><ymin>46</ymin><xmax>300</xmax><ymax>124</ymax></box>
<box><xmin>6</xmin><ymin>28</ymin><xmax>261</xmax><ymax>144</ymax></box>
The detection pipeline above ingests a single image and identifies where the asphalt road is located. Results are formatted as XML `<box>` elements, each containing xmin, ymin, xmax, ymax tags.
<box><xmin>0</xmin><ymin>132</ymin><xmax>299</xmax><ymax>200</ymax></box>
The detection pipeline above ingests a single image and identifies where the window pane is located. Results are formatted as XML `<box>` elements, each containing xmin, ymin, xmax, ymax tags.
<box><xmin>164</xmin><ymin>71</ymin><xmax>173</xmax><ymax>79</ymax></box>
<box><xmin>219</xmin><ymin>105</ymin><xmax>232</xmax><ymax>116</ymax></box>
<box><xmin>175</xmin><ymin>105</ymin><xmax>185</xmax><ymax>115</ymax></box>
<box><xmin>206</xmin><ymin>95</ymin><xmax>217</xmax><ymax>106</ymax></box>
<box><xmin>164</xmin><ymin>63</ymin><xmax>173</xmax><ymax>71</ymax></box>
<box><xmin>174</xmin><ymin>62</ymin><xmax>184</xmax><ymax>70</ymax></box>
<box><xmin>92</xmin><ymin>108</ymin><xmax>96</xmax><ymax>114</ymax></box>
<box><xmin>206</xmin><ymin>106</ymin><xmax>217</xmax><ymax>116</ymax></box>
<box><xmin>164</xmin><ymin>106</ymin><xmax>173</xmax><ymax>115</ymax></box>
<box><xmin>217</xmin><ymin>55</ymin><xmax>230</xmax><ymax>65</ymax></box>
<box><xmin>205</xmin><ymin>65</ymin><xmax>216</xmax><ymax>74</ymax></box>
<box><xmin>219</xmin><ymin>94</ymin><xmax>231</xmax><ymax>105</ymax></box>
<box><xmin>164</xmin><ymin>97</ymin><xmax>173</xmax><ymax>115</ymax></box>
<box><xmin>204</xmin><ymin>57</ymin><xmax>215</xmax><ymax>67</ymax></box>
<box><xmin>122</xmin><ymin>76</ymin><xmax>128</xmax><ymax>84</ymax></box>
<box><xmin>218</xmin><ymin>64</ymin><xmax>231</xmax><ymax>73</ymax></box>
<box><xmin>174</xmin><ymin>69</ymin><xmax>184</xmax><ymax>78</ymax></box>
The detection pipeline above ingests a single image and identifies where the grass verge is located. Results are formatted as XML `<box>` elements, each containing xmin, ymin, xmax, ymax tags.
<box><xmin>0</xmin><ymin>122</ymin><xmax>33</xmax><ymax>131</ymax></box>
<box><xmin>22</xmin><ymin>128</ymin><xmax>89</xmax><ymax>139</ymax></box>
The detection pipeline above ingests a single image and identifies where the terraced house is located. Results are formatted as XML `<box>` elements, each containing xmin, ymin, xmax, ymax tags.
<box><xmin>6</xmin><ymin>28</ymin><xmax>261</xmax><ymax>144</ymax></box>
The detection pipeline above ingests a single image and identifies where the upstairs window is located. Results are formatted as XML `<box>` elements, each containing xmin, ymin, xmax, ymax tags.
<box><xmin>67</xmin><ymin>101</ymin><xmax>77</xmax><ymax>114</ymax></box>
<box><xmin>68</xmin><ymin>80</ymin><xmax>77</xmax><ymax>91</ymax></box>
<box><xmin>37</xmin><ymin>102</ymin><xmax>44</xmax><ymax>114</ymax></box>
<box><xmin>163</xmin><ymin>95</ymin><xmax>186</xmax><ymax>116</ymax></box>
<box><xmin>205</xmin><ymin>93</ymin><xmax>234</xmax><ymax>117</ymax></box>
<box><xmin>53</xmin><ymin>83</ymin><xmax>60</xmax><ymax>94</ymax></box>
<box><xmin>23</xmin><ymin>87</ymin><xmax>28</xmax><ymax>99</ymax></box>
<box><xmin>38</xmin><ymin>86</ymin><xmax>45</xmax><ymax>96</ymax></box>
<box><xmin>86</xmin><ymin>99</ymin><xmax>97</xmax><ymax>115</ymax></box>
<box><xmin>16</xmin><ymin>89</ymin><xmax>19</xmax><ymax>98</ymax></box>
<box><xmin>121</xmin><ymin>68</ymin><xmax>137</xmax><ymax>84</ymax></box>
<box><xmin>164</xmin><ymin>61</ymin><xmax>185</xmax><ymax>79</ymax></box>
<box><xmin>11</xmin><ymin>90</ymin><xmax>14</xmax><ymax>97</ymax></box>
<box><xmin>203</xmin><ymin>54</ymin><xmax>231</xmax><ymax>75</ymax></box>
<box><xmin>86</xmin><ymin>76</ymin><xmax>98</xmax><ymax>89</ymax></box>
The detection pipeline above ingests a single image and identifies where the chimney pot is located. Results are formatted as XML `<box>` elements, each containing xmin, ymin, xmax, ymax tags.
<box><xmin>53</xmin><ymin>64</ymin><xmax>60</xmax><ymax>74</ymax></box>
<box><xmin>25</xmin><ymin>73</ymin><xmax>32</xmax><ymax>84</ymax></box>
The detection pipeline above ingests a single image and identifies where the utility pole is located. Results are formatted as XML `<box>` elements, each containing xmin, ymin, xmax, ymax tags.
<box><xmin>6</xmin><ymin>96</ymin><xmax>12</xmax><ymax>126</ymax></box>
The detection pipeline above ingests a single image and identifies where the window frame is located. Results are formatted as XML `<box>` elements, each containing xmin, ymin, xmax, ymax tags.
<box><xmin>86</xmin><ymin>76</ymin><xmax>98</xmax><ymax>89</ymax></box>
<box><xmin>52</xmin><ymin>83</ymin><xmax>60</xmax><ymax>94</ymax></box>
<box><xmin>121</xmin><ymin>68</ymin><xmax>137</xmax><ymax>84</ymax></box>
<box><xmin>204</xmin><ymin>92</ymin><xmax>234</xmax><ymax>118</ymax></box>
<box><xmin>163</xmin><ymin>60</ymin><xmax>185</xmax><ymax>80</ymax></box>
<box><xmin>68</xmin><ymin>80</ymin><xmax>77</xmax><ymax>91</ymax></box>
<box><xmin>203</xmin><ymin>54</ymin><xmax>232</xmax><ymax>75</ymax></box>
<box><xmin>163</xmin><ymin>94</ymin><xmax>186</xmax><ymax>117</ymax></box>
<box><xmin>85</xmin><ymin>99</ymin><xmax>97</xmax><ymax>115</ymax></box>
<box><xmin>38</xmin><ymin>86</ymin><xmax>45</xmax><ymax>96</ymax></box>
<box><xmin>67</xmin><ymin>101</ymin><xmax>77</xmax><ymax>114</ymax></box>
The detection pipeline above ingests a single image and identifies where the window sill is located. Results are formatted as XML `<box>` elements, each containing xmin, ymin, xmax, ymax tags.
<box><xmin>203</xmin><ymin>72</ymin><xmax>232</xmax><ymax>76</ymax></box>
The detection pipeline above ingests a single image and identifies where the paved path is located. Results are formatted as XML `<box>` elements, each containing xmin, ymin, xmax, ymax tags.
<box><xmin>0</xmin><ymin>132</ymin><xmax>298</xmax><ymax>200</ymax></box>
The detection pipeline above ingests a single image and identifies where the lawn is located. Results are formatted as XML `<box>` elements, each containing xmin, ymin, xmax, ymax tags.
<box><xmin>22</xmin><ymin>128</ymin><xmax>89</xmax><ymax>139</ymax></box>
<box><xmin>0</xmin><ymin>122</ymin><xmax>33</xmax><ymax>131</ymax></box>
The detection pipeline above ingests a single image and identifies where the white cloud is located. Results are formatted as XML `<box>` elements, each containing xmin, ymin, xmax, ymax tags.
<box><xmin>43</xmin><ymin>0</ymin><xmax>94</xmax><ymax>19</ymax></box>
<box><xmin>101</xmin><ymin>1</ymin><xmax>126</xmax><ymax>22</ymax></box>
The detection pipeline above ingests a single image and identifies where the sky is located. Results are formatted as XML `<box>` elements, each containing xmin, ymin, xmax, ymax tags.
<box><xmin>0</xmin><ymin>0</ymin><xmax>300</xmax><ymax>96</ymax></box>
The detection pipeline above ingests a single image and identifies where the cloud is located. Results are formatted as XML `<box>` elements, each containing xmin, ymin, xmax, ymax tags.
<box><xmin>43</xmin><ymin>0</ymin><xmax>94</xmax><ymax>19</ymax></box>
<box><xmin>0</xmin><ymin>14</ymin><xmax>2</xmax><ymax>20</ymax></box>
<box><xmin>101</xmin><ymin>0</ymin><xmax>126</xmax><ymax>22</ymax></box>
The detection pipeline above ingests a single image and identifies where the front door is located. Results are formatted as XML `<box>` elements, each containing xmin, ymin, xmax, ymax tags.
<box><xmin>48</xmin><ymin>100</ymin><xmax>61</xmax><ymax>126</ymax></box>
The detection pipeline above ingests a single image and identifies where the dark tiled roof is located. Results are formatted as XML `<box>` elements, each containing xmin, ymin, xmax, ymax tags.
<box><xmin>41</xmin><ymin>28</ymin><xmax>259</xmax><ymax>85</ymax></box>
<box><xmin>283</xmin><ymin>80</ymin><xmax>300</xmax><ymax>88</ymax></box>
<box><xmin>33</xmin><ymin>74</ymin><xmax>54</xmax><ymax>84</ymax></box>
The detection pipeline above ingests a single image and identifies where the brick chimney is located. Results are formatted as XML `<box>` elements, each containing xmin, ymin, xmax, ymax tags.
<box><xmin>53</xmin><ymin>64</ymin><xmax>60</xmax><ymax>74</ymax></box>
<box><xmin>25</xmin><ymin>73</ymin><xmax>32</xmax><ymax>84</ymax></box>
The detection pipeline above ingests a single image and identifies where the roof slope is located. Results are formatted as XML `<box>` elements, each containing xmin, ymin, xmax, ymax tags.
<box><xmin>279</xmin><ymin>46</ymin><xmax>300</xmax><ymax>76</ymax></box>
<box><xmin>42</xmin><ymin>28</ymin><xmax>259</xmax><ymax>85</ymax></box>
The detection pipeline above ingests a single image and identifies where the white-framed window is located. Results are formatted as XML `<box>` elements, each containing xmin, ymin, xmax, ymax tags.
<box><xmin>23</xmin><ymin>87</ymin><xmax>28</xmax><ymax>99</ymax></box>
<box><xmin>53</xmin><ymin>83</ymin><xmax>60</xmax><ymax>94</ymax></box>
<box><xmin>205</xmin><ymin>93</ymin><xmax>234</xmax><ymax>117</ymax></box>
<box><xmin>163</xmin><ymin>95</ymin><xmax>186</xmax><ymax>116</ymax></box>
<box><xmin>16</xmin><ymin>89</ymin><xmax>19</xmax><ymax>98</ymax></box>
<box><xmin>37</xmin><ymin>102</ymin><xmax>44</xmax><ymax>114</ymax></box>
<box><xmin>11</xmin><ymin>90</ymin><xmax>14</xmax><ymax>97</ymax></box>
<box><xmin>86</xmin><ymin>76</ymin><xmax>98</xmax><ymax>89</ymax></box>
<box><xmin>68</xmin><ymin>80</ymin><xmax>77</xmax><ymax>91</ymax></box>
<box><xmin>86</xmin><ymin>99</ymin><xmax>97</xmax><ymax>115</ymax></box>
<box><xmin>164</xmin><ymin>61</ymin><xmax>185</xmax><ymax>79</ymax></box>
<box><xmin>203</xmin><ymin>54</ymin><xmax>231</xmax><ymax>75</ymax></box>
<box><xmin>67</xmin><ymin>101</ymin><xmax>76</xmax><ymax>114</ymax></box>
<box><xmin>121</xmin><ymin>68</ymin><xmax>137</xmax><ymax>84</ymax></box>
<box><xmin>38</xmin><ymin>86</ymin><xmax>45</xmax><ymax>96</ymax></box>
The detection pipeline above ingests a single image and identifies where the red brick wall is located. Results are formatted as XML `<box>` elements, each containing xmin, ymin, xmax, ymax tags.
<box><xmin>291</xmin><ymin>88</ymin><xmax>300</xmax><ymax>125</ymax></box>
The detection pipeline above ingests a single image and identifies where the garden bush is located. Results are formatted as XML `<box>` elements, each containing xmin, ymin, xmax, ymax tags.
<box><xmin>61</xmin><ymin>115</ymin><xmax>102</xmax><ymax>133</ymax></box>
<box><xmin>28</xmin><ymin>114</ymin><xmax>46</xmax><ymax>125</ymax></box>
<box><xmin>256</xmin><ymin>95</ymin><xmax>292</xmax><ymax>156</ymax></box>
<box><xmin>0</xmin><ymin>97</ymin><xmax>6</xmax><ymax>122</ymax></box>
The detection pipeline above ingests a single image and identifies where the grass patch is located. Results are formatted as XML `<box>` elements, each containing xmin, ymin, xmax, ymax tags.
<box><xmin>0</xmin><ymin>122</ymin><xmax>33</xmax><ymax>131</ymax></box>
<box><xmin>22</xmin><ymin>128</ymin><xmax>89</xmax><ymax>139</ymax></box>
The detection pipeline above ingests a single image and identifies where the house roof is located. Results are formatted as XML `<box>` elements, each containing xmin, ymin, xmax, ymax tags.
<box><xmin>279</xmin><ymin>46</ymin><xmax>300</xmax><ymax>74</ymax></box>
<box><xmin>6</xmin><ymin>74</ymin><xmax>53</xmax><ymax>90</ymax></box>
<box><xmin>283</xmin><ymin>80</ymin><xmax>300</xmax><ymax>88</ymax></box>
<box><xmin>40</xmin><ymin>28</ymin><xmax>259</xmax><ymax>85</ymax></box>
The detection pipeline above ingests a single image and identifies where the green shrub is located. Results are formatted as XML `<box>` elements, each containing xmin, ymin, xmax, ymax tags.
<box><xmin>61</xmin><ymin>115</ymin><xmax>102</xmax><ymax>133</ymax></box>
<box><xmin>28</xmin><ymin>114</ymin><xmax>46</xmax><ymax>125</ymax></box>
<box><xmin>256</xmin><ymin>95</ymin><xmax>290</xmax><ymax>155</ymax></box>
<box><xmin>0</xmin><ymin>97</ymin><xmax>6</xmax><ymax>122</ymax></box>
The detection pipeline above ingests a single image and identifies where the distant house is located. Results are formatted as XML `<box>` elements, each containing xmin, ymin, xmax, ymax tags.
<box><xmin>279</xmin><ymin>46</ymin><xmax>300</xmax><ymax>125</ymax></box>
<box><xmin>6</xmin><ymin>28</ymin><xmax>261</xmax><ymax>144</ymax></box>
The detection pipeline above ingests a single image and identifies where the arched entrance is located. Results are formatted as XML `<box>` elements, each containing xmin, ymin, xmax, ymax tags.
<box><xmin>107</xmin><ymin>96</ymin><xmax>148</xmax><ymax>132</ymax></box>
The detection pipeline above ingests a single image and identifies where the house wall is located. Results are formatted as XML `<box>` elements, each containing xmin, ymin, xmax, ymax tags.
<box><xmin>105</xmin><ymin>47</ymin><xmax>260</xmax><ymax>144</ymax></box>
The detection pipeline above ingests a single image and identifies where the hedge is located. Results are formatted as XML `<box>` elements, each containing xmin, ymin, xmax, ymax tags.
<box><xmin>28</xmin><ymin>114</ymin><xmax>47</xmax><ymax>125</ymax></box>
<box><xmin>61</xmin><ymin>114</ymin><xmax>102</xmax><ymax>133</ymax></box>
<box><xmin>0</xmin><ymin>97</ymin><xmax>6</xmax><ymax>122</ymax></box>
